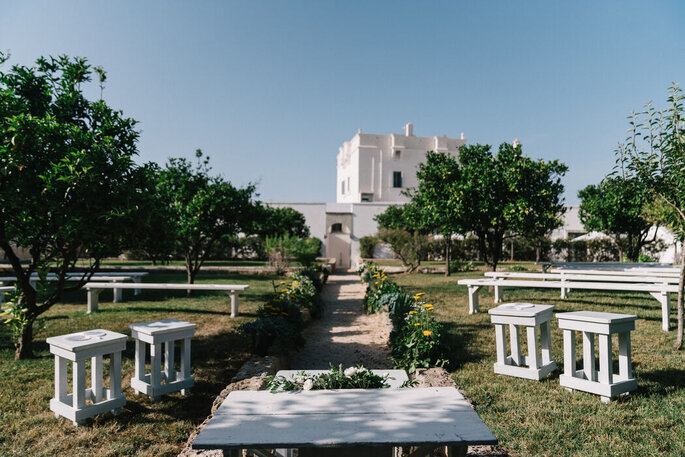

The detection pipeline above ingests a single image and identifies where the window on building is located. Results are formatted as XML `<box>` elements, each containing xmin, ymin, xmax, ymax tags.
<box><xmin>331</xmin><ymin>223</ymin><xmax>343</xmax><ymax>233</ymax></box>
<box><xmin>347</xmin><ymin>177</ymin><xmax>350</xmax><ymax>193</ymax></box>
<box><xmin>393</xmin><ymin>171</ymin><xmax>403</xmax><ymax>188</ymax></box>
<box><xmin>341</xmin><ymin>180</ymin><xmax>345</xmax><ymax>194</ymax></box>
<box><xmin>361</xmin><ymin>193</ymin><xmax>373</xmax><ymax>202</ymax></box>
<box><xmin>393</xmin><ymin>150</ymin><xmax>401</xmax><ymax>159</ymax></box>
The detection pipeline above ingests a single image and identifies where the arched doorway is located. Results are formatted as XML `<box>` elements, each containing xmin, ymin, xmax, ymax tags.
<box><xmin>326</xmin><ymin>222</ymin><xmax>351</xmax><ymax>268</ymax></box>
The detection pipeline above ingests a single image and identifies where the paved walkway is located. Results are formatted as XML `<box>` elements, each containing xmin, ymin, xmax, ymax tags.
<box><xmin>290</xmin><ymin>271</ymin><xmax>393</xmax><ymax>369</ymax></box>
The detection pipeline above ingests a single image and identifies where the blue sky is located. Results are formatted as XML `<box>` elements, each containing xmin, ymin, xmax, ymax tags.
<box><xmin>1</xmin><ymin>1</ymin><xmax>683</xmax><ymax>204</ymax></box>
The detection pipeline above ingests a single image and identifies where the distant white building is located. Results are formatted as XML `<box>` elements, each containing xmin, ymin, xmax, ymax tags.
<box><xmin>336</xmin><ymin>123</ymin><xmax>466</xmax><ymax>203</ymax></box>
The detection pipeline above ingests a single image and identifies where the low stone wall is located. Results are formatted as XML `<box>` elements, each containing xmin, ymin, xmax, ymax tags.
<box><xmin>178</xmin><ymin>355</ymin><xmax>288</xmax><ymax>457</ymax></box>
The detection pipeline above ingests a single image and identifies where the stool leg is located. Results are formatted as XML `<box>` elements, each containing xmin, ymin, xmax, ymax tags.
<box><xmin>180</xmin><ymin>337</ymin><xmax>192</xmax><ymax>395</ymax></box>
<box><xmin>73</xmin><ymin>360</ymin><xmax>86</xmax><ymax>426</ymax></box>
<box><xmin>165</xmin><ymin>340</ymin><xmax>176</xmax><ymax>383</ymax></box>
<box><xmin>598</xmin><ymin>334</ymin><xmax>613</xmax><ymax>402</ymax></box>
<box><xmin>150</xmin><ymin>343</ymin><xmax>162</xmax><ymax>401</ymax></box>
<box><xmin>526</xmin><ymin>325</ymin><xmax>540</xmax><ymax>369</ymax></box>
<box><xmin>540</xmin><ymin>321</ymin><xmax>552</xmax><ymax>365</ymax></box>
<box><xmin>494</xmin><ymin>284</ymin><xmax>502</xmax><ymax>304</ymax></box>
<box><xmin>91</xmin><ymin>355</ymin><xmax>103</xmax><ymax>402</ymax></box>
<box><xmin>110</xmin><ymin>351</ymin><xmax>123</xmax><ymax>414</ymax></box>
<box><xmin>618</xmin><ymin>332</ymin><xmax>632</xmax><ymax>380</ymax></box>
<box><xmin>55</xmin><ymin>356</ymin><xmax>68</xmax><ymax>417</ymax></box>
<box><xmin>134</xmin><ymin>339</ymin><xmax>145</xmax><ymax>394</ymax></box>
<box><xmin>563</xmin><ymin>329</ymin><xmax>576</xmax><ymax>392</ymax></box>
<box><xmin>510</xmin><ymin>324</ymin><xmax>522</xmax><ymax>366</ymax></box>
<box><xmin>583</xmin><ymin>331</ymin><xmax>596</xmax><ymax>382</ymax></box>
<box><xmin>494</xmin><ymin>324</ymin><xmax>506</xmax><ymax>365</ymax></box>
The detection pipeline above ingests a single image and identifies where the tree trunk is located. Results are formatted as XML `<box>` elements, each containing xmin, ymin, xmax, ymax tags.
<box><xmin>445</xmin><ymin>236</ymin><xmax>451</xmax><ymax>277</ymax></box>
<box><xmin>535</xmin><ymin>244</ymin><xmax>541</xmax><ymax>263</ymax></box>
<box><xmin>510</xmin><ymin>239</ymin><xmax>514</xmax><ymax>262</ymax></box>
<box><xmin>186</xmin><ymin>264</ymin><xmax>196</xmax><ymax>297</ymax></box>
<box><xmin>15</xmin><ymin>321</ymin><xmax>34</xmax><ymax>360</ymax></box>
<box><xmin>675</xmin><ymin>252</ymin><xmax>685</xmax><ymax>349</ymax></box>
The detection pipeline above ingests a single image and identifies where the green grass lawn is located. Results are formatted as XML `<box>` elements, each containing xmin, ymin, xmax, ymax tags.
<box><xmin>393</xmin><ymin>269</ymin><xmax>685</xmax><ymax>457</ymax></box>
<box><xmin>0</xmin><ymin>271</ymin><xmax>283</xmax><ymax>457</ymax></box>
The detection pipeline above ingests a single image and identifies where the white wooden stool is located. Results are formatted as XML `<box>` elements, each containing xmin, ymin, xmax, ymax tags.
<box><xmin>488</xmin><ymin>303</ymin><xmax>556</xmax><ymax>380</ymax></box>
<box><xmin>47</xmin><ymin>329</ymin><xmax>127</xmax><ymax>426</ymax></box>
<box><xmin>556</xmin><ymin>311</ymin><xmax>637</xmax><ymax>402</ymax></box>
<box><xmin>130</xmin><ymin>319</ymin><xmax>196</xmax><ymax>401</ymax></box>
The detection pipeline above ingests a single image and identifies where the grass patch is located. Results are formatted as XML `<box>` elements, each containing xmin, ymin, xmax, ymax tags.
<box><xmin>0</xmin><ymin>271</ymin><xmax>283</xmax><ymax>456</ymax></box>
<box><xmin>394</xmin><ymin>270</ymin><xmax>685</xmax><ymax>456</ymax></box>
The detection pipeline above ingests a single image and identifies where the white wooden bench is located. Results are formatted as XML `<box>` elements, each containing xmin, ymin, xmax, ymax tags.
<box><xmin>0</xmin><ymin>274</ymin><xmax>138</xmax><ymax>303</ymax></box>
<box><xmin>0</xmin><ymin>285</ymin><xmax>15</xmax><ymax>309</ymax></box>
<box><xmin>484</xmin><ymin>271</ymin><xmax>679</xmax><ymax>299</ymax></box>
<box><xmin>458</xmin><ymin>277</ymin><xmax>678</xmax><ymax>331</ymax></box>
<box><xmin>540</xmin><ymin>261</ymin><xmax>678</xmax><ymax>273</ymax></box>
<box><xmin>84</xmin><ymin>282</ymin><xmax>249</xmax><ymax>316</ymax></box>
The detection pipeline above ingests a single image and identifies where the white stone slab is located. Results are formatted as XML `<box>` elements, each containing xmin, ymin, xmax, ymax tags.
<box><xmin>193</xmin><ymin>388</ymin><xmax>496</xmax><ymax>450</ymax></box>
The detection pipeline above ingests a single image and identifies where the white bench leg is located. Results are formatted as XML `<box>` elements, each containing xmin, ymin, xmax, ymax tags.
<box><xmin>494</xmin><ymin>284</ymin><xmax>503</xmax><ymax>304</ymax></box>
<box><xmin>73</xmin><ymin>360</ymin><xmax>86</xmax><ymax>426</ymax></box>
<box><xmin>468</xmin><ymin>286</ymin><xmax>481</xmax><ymax>314</ymax></box>
<box><xmin>494</xmin><ymin>324</ymin><xmax>506</xmax><ymax>365</ymax></box>
<box><xmin>650</xmin><ymin>291</ymin><xmax>670</xmax><ymax>331</ymax></box>
<box><xmin>229</xmin><ymin>291</ymin><xmax>239</xmax><ymax>317</ymax></box>
<box><xmin>113</xmin><ymin>287</ymin><xmax>123</xmax><ymax>303</ymax></box>
<box><xmin>133</xmin><ymin>277</ymin><xmax>142</xmax><ymax>296</ymax></box>
<box><xmin>563</xmin><ymin>329</ymin><xmax>576</xmax><ymax>392</ymax></box>
<box><xmin>87</xmin><ymin>288</ymin><xmax>102</xmax><ymax>313</ymax></box>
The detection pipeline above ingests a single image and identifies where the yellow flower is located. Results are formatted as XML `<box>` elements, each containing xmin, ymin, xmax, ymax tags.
<box><xmin>413</xmin><ymin>292</ymin><xmax>425</xmax><ymax>300</ymax></box>
<box><xmin>279</xmin><ymin>281</ymin><xmax>287</xmax><ymax>284</ymax></box>
<box><xmin>422</xmin><ymin>304</ymin><xmax>433</xmax><ymax>309</ymax></box>
<box><xmin>423</xmin><ymin>330</ymin><xmax>433</xmax><ymax>336</ymax></box>
<box><xmin>408</xmin><ymin>311</ymin><xmax>417</xmax><ymax>315</ymax></box>
<box><xmin>293</xmin><ymin>281</ymin><xmax>299</xmax><ymax>285</ymax></box>
<box><xmin>414</xmin><ymin>323</ymin><xmax>421</xmax><ymax>326</ymax></box>
<box><xmin>374</xmin><ymin>281</ymin><xmax>379</xmax><ymax>285</ymax></box>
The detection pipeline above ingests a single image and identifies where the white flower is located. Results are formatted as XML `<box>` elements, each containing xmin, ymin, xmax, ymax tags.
<box><xmin>302</xmin><ymin>379</ymin><xmax>314</xmax><ymax>391</ymax></box>
<box><xmin>382</xmin><ymin>372</ymin><xmax>389</xmax><ymax>378</ymax></box>
<box><xmin>344</xmin><ymin>367</ymin><xmax>358</xmax><ymax>377</ymax></box>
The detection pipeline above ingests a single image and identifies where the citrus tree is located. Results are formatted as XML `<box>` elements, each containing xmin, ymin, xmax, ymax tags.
<box><xmin>0</xmin><ymin>54</ymin><xmax>150</xmax><ymax>359</ymax></box>
<box><xmin>617</xmin><ymin>83</ymin><xmax>685</xmax><ymax>347</ymax></box>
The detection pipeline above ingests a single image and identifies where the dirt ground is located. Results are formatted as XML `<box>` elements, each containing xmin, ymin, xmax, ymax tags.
<box><xmin>290</xmin><ymin>272</ymin><xmax>393</xmax><ymax>369</ymax></box>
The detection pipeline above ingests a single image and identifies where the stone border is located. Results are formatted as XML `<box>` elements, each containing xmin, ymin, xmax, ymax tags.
<box><xmin>178</xmin><ymin>354</ymin><xmax>289</xmax><ymax>457</ymax></box>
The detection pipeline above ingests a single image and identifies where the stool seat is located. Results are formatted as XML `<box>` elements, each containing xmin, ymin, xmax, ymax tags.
<box><xmin>47</xmin><ymin>329</ymin><xmax>126</xmax><ymax>426</ymax></box>
<box><xmin>130</xmin><ymin>319</ymin><xmax>196</xmax><ymax>401</ymax></box>
<box><xmin>556</xmin><ymin>311</ymin><xmax>637</xmax><ymax>402</ymax></box>
<box><xmin>489</xmin><ymin>303</ymin><xmax>556</xmax><ymax>381</ymax></box>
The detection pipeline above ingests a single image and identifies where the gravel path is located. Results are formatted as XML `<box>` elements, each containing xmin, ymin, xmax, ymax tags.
<box><xmin>290</xmin><ymin>271</ymin><xmax>393</xmax><ymax>369</ymax></box>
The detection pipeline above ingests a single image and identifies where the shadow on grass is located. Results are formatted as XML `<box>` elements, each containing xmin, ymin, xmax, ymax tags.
<box><xmin>635</xmin><ymin>368</ymin><xmax>685</xmax><ymax>398</ymax></box>
<box><xmin>441</xmin><ymin>321</ymin><xmax>489</xmax><ymax>370</ymax></box>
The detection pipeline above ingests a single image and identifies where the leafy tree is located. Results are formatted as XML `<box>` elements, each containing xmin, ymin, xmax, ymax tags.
<box><xmin>578</xmin><ymin>177</ymin><xmax>657</xmax><ymax>261</ymax></box>
<box><xmin>412</xmin><ymin>151</ymin><xmax>463</xmax><ymax>276</ymax></box>
<box><xmin>255</xmin><ymin>206</ymin><xmax>310</xmax><ymax>239</ymax></box>
<box><xmin>617</xmin><ymin>83</ymin><xmax>685</xmax><ymax>347</ymax></box>
<box><xmin>454</xmin><ymin>143</ymin><xmax>567</xmax><ymax>271</ymax></box>
<box><xmin>0</xmin><ymin>54</ymin><xmax>150</xmax><ymax>359</ymax></box>
<box><xmin>157</xmin><ymin>150</ymin><xmax>258</xmax><ymax>286</ymax></box>
<box><xmin>375</xmin><ymin>204</ymin><xmax>428</xmax><ymax>272</ymax></box>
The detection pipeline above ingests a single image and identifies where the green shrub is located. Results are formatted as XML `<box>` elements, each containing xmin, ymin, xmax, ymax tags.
<box><xmin>293</xmin><ymin>237</ymin><xmax>322</xmax><ymax>267</ymax></box>
<box><xmin>240</xmin><ymin>316</ymin><xmax>302</xmax><ymax>356</ymax></box>
<box><xmin>359</xmin><ymin>236</ymin><xmax>380</xmax><ymax>259</ymax></box>
<box><xmin>449</xmin><ymin>259</ymin><xmax>474</xmax><ymax>273</ymax></box>
<box><xmin>266</xmin><ymin>364</ymin><xmax>391</xmax><ymax>391</ymax></box>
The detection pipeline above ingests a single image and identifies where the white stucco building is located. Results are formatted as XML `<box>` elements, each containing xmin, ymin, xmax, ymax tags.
<box><xmin>336</xmin><ymin>123</ymin><xmax>466</xmax><ymax>203</ymax></box>
<box><xmin>270</xmin><ymin>124</ymin><xmax>467</xmax><ymax>269</ymax></box>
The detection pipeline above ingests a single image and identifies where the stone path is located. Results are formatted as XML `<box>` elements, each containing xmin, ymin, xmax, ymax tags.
<box><xmin>290</xmin><ymin>271</ymin><xmax>393</xmax><ymax>369</ymax></box>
